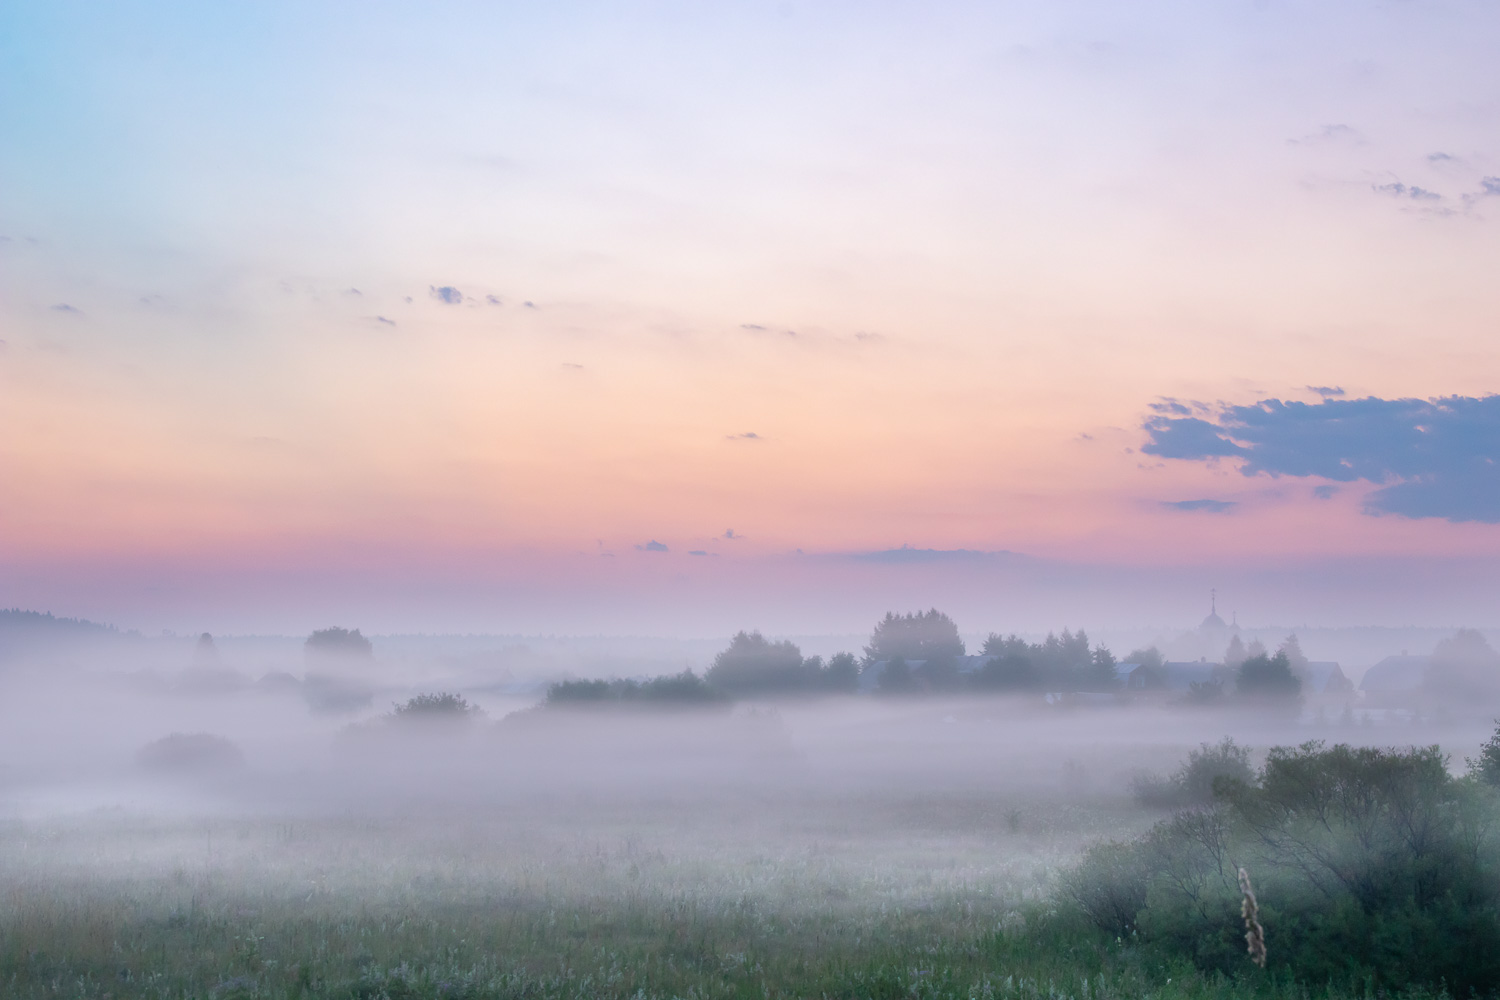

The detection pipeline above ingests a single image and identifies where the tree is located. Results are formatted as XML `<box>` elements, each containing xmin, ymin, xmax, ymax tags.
<box><xmin>863</xmin><ymin>610</ymin><xmax>964</xmax><ymax>664</ymax></box>
<box><xmin>1085</xmin><ymin>645</ymin><xmax>1119</xmax><ymax>692</ymax></box>
<box><xmin>1277</xmin><ymin>633</ymin><xmax>1309</xmax><ymax>673</ymax></box>
<box><xmin>875</xmin><ymin>655</ymin><xmax>915</xmax><ymax>694</ymax></box>
<box><xmin>1125</xmin><ymin>646</ymin><xmax>1165</xmax><ymax>672</ymax></box>
<box><xmin>305</xmin><ymin>627</ymin><xmax>373</xmax><ymax>659</ymax></box>
<box><xmin>1425</xmin><ymin>628</ymin><xmax>1500</xmax><ymax>707</ymax></box>
<box><xmin>1236</xmin><ymin>650</ymin><xmax>1301</xmax><ymax>702</ymax></box>
<box><xmin>705</xmin><ymin>631</ymin><xmax>807</xmax><ymax>693</ymax></box>
<box><xmin>1222</xmin><ymin>634</ymin><xmax>1247</xmax><ymax>669</ymax></box>
<box><xmin>823</xmin><ymin>652</ymin><xmax>861</xmax><ymax>693</ymax></box>
<box><xmin>392</xmin><ymin>692</ymin><xmax>480</xmax><ymax>720</ymax></box>
<box><xmin>1466</xmin><ymin>719</ymin><xmax>1500</xmax><ymax>786</ymax></box>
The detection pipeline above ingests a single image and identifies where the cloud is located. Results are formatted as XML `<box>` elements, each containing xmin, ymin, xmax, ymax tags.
<box><xmin>1313</xmin><ymin>485</ymin><xmax>1339</xmax><ymax>499</ymax></box>
<box><xmin>635</xmin><ymin>540</ymin><xmax>669</xmax><ymax>552</ymax></box>
<box><xmin>1288</xmin><ymin>124</ymin><xmax>1359</xmax><ymax>146</ymax></box>
<box><xmin>740</xmin><ymin>323</ymin><xmax>766</xmax><ymax>331</ymax></box>
<box><xmin>49</xmin><ymin>303</ymin><xmax>80</xmax><ymax>313</ymax></box>
<box><xmin>1374</xmin><ymin>181</ymin><xmax>1442</xmax><ymax>201</ymax></box>
<box><xmin>1161</xmin><ymin>499</ymin><xmax>1238</xmax><ymax>513</ymax></box>
<box><xmin>726</xmin><ymin>432</ymin><xmax>761</xmax><ymax>441</ymax></box>
<box><xmin>1148</xmin><ymin>398</ymin><xmax>1192</xmax><ymax>416</ymax></box>
<box><xmin>1428</xmin><ymin>152</ymin><xmax>1457</xmax><ymax>164</ymax></box>
<box><xmin>1142</xmin><ymin>394</ymin><xmax>1500</xmax><ymax>522</ymax></box>
<box><xmin>343</xmin><ymin>288</ymin><xmax>362</xmax><ymax>297</ymax></box>
<box><xmin>1307</xmin><ymin>385</ymin><xmax>1345</xmax><ymax>398</ymax></box>
<box><xmin>373</xmin><ymin>316</ymin><xmax>396</xmax><ymax>326</ymax></box>
<box><xmin>561</xmin><ymin>362</ymin><xmax>584</xmax><ymax>370</ymax></box>
<box><xmin>687</xmin><ymin>550</ymin><xmax>708</xmax><ymax>556</ymax></box>
<box><xmin>722</xmin><ymin>529</ymin><xmax>740</xmax><ymax>540</ymax></box>
<box><xmin>429</xmin><ymin>286</ymin><xmax>463</xmax><ymax>304</ymax></box>
<box><xmin>523</xmin><ymin>301</ymin><xmax>536</xmax><ymax>309</ymax></box>
<box><xmin>850</xmin><ymin>545</ymin><xmax>1016</xmax><ymax>564</ymax></box>
<box><xmin>1465</xmin><ymin>177</ymin><xmax>1500</xmax><ymax>206</ymax></box>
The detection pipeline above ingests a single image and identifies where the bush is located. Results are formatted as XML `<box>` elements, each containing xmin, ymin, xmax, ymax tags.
<box><xmin>137</xmin><ymin>733</ymin><xmax>245</xmax><ymax>773</ymax></box>
<box><xmin>544</xmin><ymin>671</ymin><xmax>730</xmax><ymax>708</ymax></box>
<box><xmin>392</xmin><ymin>692</ymin><xmax>480</xmax><ymax>719</ymax></box>
<box><xmin>1076</xmin><ymin>739</ymin><xmax>1500</xmax><ymax>992</ymax></box>
<box><xmin>1131</xmin><ymin>738</ymin><xmax>1252</xmax><ymax>809</ymax></box>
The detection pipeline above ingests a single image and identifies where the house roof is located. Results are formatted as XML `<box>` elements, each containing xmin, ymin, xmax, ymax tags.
<box><xmin>1128</xmin><ymin>661</ymin><xmax>1221</xmax><ymax>691</ymax></box>
<box><xmin>1361</xmin><ymin>654</ymin><xmax>1429</xmax><ymax>693</ymax></box>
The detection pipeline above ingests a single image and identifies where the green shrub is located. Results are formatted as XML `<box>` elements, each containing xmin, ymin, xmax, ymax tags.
<box><xmin>1078</xmin><ymin>740</ymin><xmax>1500</xmax><ymax>992</ymax></box>
<box><xmin>1131</xmin><ymin>738</ymin><xmax>1252</xmax><ymax>809</ymax></box>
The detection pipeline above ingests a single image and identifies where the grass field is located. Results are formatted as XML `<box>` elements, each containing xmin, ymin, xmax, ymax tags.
<box><xmin>0</xmin><ymin>788</ymin><xmax>1381</xmax><ymax>1000</ymax></box>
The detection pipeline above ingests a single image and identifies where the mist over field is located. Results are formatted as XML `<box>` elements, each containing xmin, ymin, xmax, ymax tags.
<box><xmin>8</xmin><ymin>605</ymin><xmax>1500</xmax><ymax>995</ymax></box>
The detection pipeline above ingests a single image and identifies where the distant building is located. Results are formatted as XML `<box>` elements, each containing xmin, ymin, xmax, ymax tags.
<box><xmin>1125</xmin><ymin>660</ymin><xmax>1224</xmax><ymax>692</ymax></box>
<box><xmin>1361</xmin><ymin>653</ymin><xmax>1429</xmax><ymax>702</ymax></box>
<box><xmin>1298</xmin><ymin>661</ymin><xmax>1353</xmax><ymax>696</ymax></box>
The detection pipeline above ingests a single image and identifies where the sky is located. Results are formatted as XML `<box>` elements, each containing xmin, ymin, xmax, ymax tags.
<box><xmin>3</xmin><ymin>1</ymin><xmax>1500</xmax><ymax>636</ymax></box>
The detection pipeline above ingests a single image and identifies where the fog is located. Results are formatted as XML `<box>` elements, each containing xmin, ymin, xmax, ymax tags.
<box><xmin>7</xmin><ymin>608</ymin><xmax>1500</xmax><ymax>998</ymax></box>
<box><xmin>4</xmin><ymin>612</ymin><xmax>1496</xmax><ymax>836</ymax></box>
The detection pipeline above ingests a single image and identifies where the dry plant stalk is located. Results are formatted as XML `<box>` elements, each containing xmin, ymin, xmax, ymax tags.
<box><xmin>1238</xmin><ymin>866</ymin><xmax>1266</xmax><ymax>968</ymax></box>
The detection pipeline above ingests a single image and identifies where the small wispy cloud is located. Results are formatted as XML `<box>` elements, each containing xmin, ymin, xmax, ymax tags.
<box><xmin>343</xmin><ymin>287</ymin><xmax>362</xmax><ymax>297</ymax></box>
<box><xmin>1288</xmin><ymin>123</ymin><xmax>1359</xmax><ymax>146</ymax></box>
<box><xmin>429</xmin><ymin>286</ymin><xmax>463</xmax><ymax>305</ymax></box>
<box><xmin>726</xmin><ymin>432</ymin><xmax>762</xmax><ymax>441</ymax></box>
<box><xmin>635</xmin><ymin>540</ymin><xmax>669</xmax><ymax>553</ymax></box>
<box><xmin>486</xmin><ymin>294</ymin><xmax>502</xmax><ymax>305</ymax></box>
<box><xmin>1313</xmin><ymin>485</ymin><xmax>1339</xmax><ymax>500</ymax></box>
<box><xmin>373</xmin><ymin>316</ymin><xmax>396</xmax><ymax>326</ymax></box>
<box><xmin>722</xmin><ymin>529</ymin><xmax>740</xmax><ymax>541</ymax></box>
<box><xmin>523</xmin><ymin>301</ymin><xmax>537</xmax><ymax>309</ymax></box>
<box><xmin>1161</xmin><ymin>499</ymin><xmax>1238</xmax><ymax>513</ymax></box>
<box><xmin>687</xmin><ymin>550</ymin><xmax>708</xmax><ymax>556</ymax></box>
<box><xmin>561</xmin><ymin>362</ymin><xmax>584</xmax><ymax>370</ymax></box>
<box><xmin>1374</xmin><ymin>181</ymin><xmax>1442</xmax><ymax>201</ymax></box>
<box><xmin>1306</xmin><ymin>385</ymin><xmax>1345</xmax><ymax>398</ymax></box>
<box><xmin>49</xmin><ymin>303</ymin><xmax>80</xmax><ymax>314</ymax></box>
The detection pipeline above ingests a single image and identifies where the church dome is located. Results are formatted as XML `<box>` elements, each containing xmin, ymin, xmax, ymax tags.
<box><xmin>1199</xmin><ymin>590</ymin><xmax>1226</xmax><ymax>630</ymax></box>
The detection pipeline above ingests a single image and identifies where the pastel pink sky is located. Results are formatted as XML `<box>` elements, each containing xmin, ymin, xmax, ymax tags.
<box><xmin>3</xmin><ymin>2</ymin><xmax>1500</xmax><ymax>634</ymax></box>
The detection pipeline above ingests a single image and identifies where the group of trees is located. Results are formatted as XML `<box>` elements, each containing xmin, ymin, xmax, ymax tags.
<box><xmin>538</xmin><ymin>610</ymin><xmax>1332</xmax><ymax>707</ymax></box>
<box><xmin>971</xmin><ymin>629</ymin><xmax>1119</xmax><ymax>693</ymax></box>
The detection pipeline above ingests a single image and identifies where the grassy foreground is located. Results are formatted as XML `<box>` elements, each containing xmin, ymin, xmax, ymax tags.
<box><xmin>0</xmin><ymin>805</ymin><xmax>1434</xmax><ymax>1000</ymax></box>
<box><xmin>0</xmin><ymin>878</ymin><xmax>1314</xmax><ymax>1000</ymax></box>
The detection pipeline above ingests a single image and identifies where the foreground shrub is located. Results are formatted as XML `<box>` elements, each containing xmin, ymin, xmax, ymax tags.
<box><xmin>1131</xmin><ymin>737</ymin><xmax>1253</xmax><ymax>809</ymax></box>
<box><xmin>1077</xmin><ymin>739</ymin><xmax>1500</xmax><ymax>992</ymax></box>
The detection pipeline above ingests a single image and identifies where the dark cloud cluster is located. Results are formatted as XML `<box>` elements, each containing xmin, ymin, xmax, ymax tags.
<box><xmin>635</xmin><ymin>540</ymin><xmax>668</xmax><ymax>553</ymax></box>
<box><xmin>1143</xmin><ymin>394</ymin><xmax>1500</xmax><ymax>522</ymax></box>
